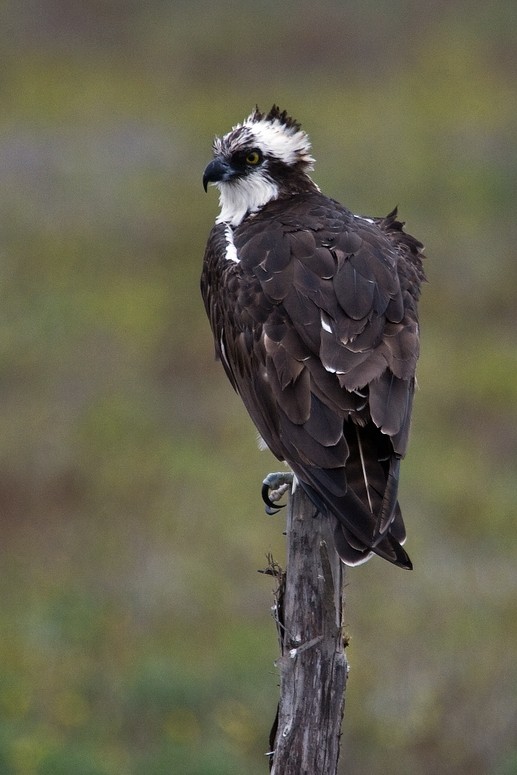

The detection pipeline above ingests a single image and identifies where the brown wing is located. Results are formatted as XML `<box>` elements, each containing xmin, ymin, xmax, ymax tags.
<box><xmin>202</xmin><ymin>193</ymin><xmax>424</xmax><ymax>567</ymax></box>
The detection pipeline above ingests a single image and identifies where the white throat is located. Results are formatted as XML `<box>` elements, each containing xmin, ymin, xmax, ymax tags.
<box><xmin>215</xmin><ymin>174</ymin><xmax>279</xmax><ymax>227</ymax></box>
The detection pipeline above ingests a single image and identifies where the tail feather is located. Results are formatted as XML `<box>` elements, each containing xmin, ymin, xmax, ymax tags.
<box><xmin>334</xmin><ymin>523</ymin><xmax>412</xmax><ymax>569</ymax></box>
<box><xmin>294</xmin><ymin>456</ymin><xmax>412</xmax><ymax>570</ymax></box>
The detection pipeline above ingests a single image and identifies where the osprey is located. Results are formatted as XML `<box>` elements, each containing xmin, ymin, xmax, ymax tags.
<box><xmin>201</xmin><ymin>106</ymin><xmax>425</xmax><ymax>568</ymax></box>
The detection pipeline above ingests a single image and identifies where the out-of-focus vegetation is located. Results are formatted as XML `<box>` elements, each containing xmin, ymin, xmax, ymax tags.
<box><xmin>1</xmin><ymin>1</ymin><xmax>516</xmax><ymax>773</ymax></box>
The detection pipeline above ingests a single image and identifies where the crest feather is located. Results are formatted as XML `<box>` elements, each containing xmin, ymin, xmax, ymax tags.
<box><xmin>250</xmin><ymin>105</ymin><xmax>302</xmax><ymax>132</ymax></box>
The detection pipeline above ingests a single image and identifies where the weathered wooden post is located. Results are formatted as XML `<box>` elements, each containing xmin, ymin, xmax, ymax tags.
<box><xmin>267</xmin><ymin>486</ymin><xmax>348</xmax><ymax>774</ymax></box>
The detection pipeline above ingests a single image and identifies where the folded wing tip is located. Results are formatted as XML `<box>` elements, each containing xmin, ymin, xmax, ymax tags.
<box><xmin>334</xmin><ymin>522</ymin><xmax>413</xmax><ymax>569</ymax></box>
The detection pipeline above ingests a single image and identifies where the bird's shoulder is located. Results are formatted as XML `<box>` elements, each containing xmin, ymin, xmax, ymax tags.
<box><xmin>230</xmin><ymin>191</ymin><xmax>411</xmax><ymax>328</ymax></box>
<box><xmin>233</xmin><ymin>191</ymin><xmax>419</xmax><ymax>286</ymax></box>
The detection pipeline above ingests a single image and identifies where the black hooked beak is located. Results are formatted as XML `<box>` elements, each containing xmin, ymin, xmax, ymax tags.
<box><xmin>203</xmin><ymin>157</ymin><xmax>234</xmax><ymax>192</ymax></box>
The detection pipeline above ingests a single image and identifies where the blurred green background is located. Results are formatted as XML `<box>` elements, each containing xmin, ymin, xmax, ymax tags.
<box><xmin>1</xmin><ymin>1</ymin><xmax>516</xmax><ymax>773</ymax></box>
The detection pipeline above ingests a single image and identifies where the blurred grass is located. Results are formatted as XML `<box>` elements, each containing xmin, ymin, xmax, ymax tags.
<box><xmin>1</xmin><ymin>1</ymin><xmax>516</xmax><ymax>773</ymax></box>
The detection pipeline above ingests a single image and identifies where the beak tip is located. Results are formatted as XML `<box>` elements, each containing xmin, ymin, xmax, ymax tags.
<box><xmin>203</xmin><ymin>157</ymin><xmax>232</xmax><ymax>191</ymax></box>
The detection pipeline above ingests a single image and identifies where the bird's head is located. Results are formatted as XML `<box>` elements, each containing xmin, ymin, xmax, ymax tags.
<box><xmin>203</xmin><ymin>105</ymin><xmax>318</xmax><ymax>227</ymax></box>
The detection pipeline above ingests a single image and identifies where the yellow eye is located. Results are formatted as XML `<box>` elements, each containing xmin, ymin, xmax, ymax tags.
<box><xmin>245</xmin><ymin>150</ymin><xmax>261</xmax><ymax>165</ymax></box>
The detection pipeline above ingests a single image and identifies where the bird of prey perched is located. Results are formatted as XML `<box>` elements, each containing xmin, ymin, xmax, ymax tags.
<box><xmin>201</xmin><ymin>106</ymin><xmax>425</xmax><ymax>568</ymax></box>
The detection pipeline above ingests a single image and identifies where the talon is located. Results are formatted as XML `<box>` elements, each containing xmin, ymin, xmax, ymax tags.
<box><xmin>262</xmin><ymin>481</ymin><xmax>284</xmax><ymax>513</ymax></box>
<box><xmin>262</xmin><ymin>472</ymin><xmax>294</xmax><ymax>514</ymax></box>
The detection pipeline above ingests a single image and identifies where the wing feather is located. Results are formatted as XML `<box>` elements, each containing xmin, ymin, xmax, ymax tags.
<box><xmin>202</xmin><ymin>192</ymin><xmax>424</xmax><ymax>567</ymax></box>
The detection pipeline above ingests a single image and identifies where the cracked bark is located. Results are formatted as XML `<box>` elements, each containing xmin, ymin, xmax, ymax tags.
<box><xmin>268</xmin><ymin>485</ymin><xmax>348</xmax><ymax>774</ymax></box>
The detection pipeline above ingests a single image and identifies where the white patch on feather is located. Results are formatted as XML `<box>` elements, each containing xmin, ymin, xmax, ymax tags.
<box><xmin>320</xmin><ymin>311</ymin><xmax>333</xmax><ymax>334</ymax></box>
<box><xmin>223</xmin><ymin>224</ymin><xmax>240</xmax><ymax>262</ymax></box>
<box><xmin>356</xmin><ymin>426</ymin><xmax>373</xmax><ymax>514</ymax></box>
<box><xmin>216</xmin><ymin>173</ymin><xmax>280</xmax><ymax>227</ymax></box>
<box><xmin>219</xmin><ymin>333</ymin><xmax>231</xmax><ymax>375</ymax></box>
<box><xmin>256</xmin><ymin>434</ymin><xmax>269</xmax><ymax>451</ymax></box>
<box><xmin>244</xmin><ymin>115</ymin><xmax>315</xmax><ymax>168</ymax></box>
<box><xmin>321</xmin><ymin>360</ymin><xmax>345</xmax><ymax>376</ymax></box>
<box><xmin>350</xmin><ymin>551</ymin><xmax>374</xmax><ymax>566</ymax></box>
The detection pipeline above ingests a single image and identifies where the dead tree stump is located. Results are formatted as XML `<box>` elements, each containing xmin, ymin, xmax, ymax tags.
<box><xmin>268</xmin><ymin>485</ymin><xmax>348</xmax><ymax>774</ymax></box>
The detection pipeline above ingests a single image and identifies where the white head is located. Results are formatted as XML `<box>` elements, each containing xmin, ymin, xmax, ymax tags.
<box><xmin>203</xmin><ymin>106</ymin><xmax>318</xmax><ymax>227</ymax></box>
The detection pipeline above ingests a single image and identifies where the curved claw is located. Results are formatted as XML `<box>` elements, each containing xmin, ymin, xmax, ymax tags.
<box><xmin>262</xmin><ymin>482</ymin><xmax>285</xmax><ymax>514</ymax></box>
<box><xmin>261</xmin><ymin>472</ymin><xmax>294</xmax><ymax>515</ymax></box>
